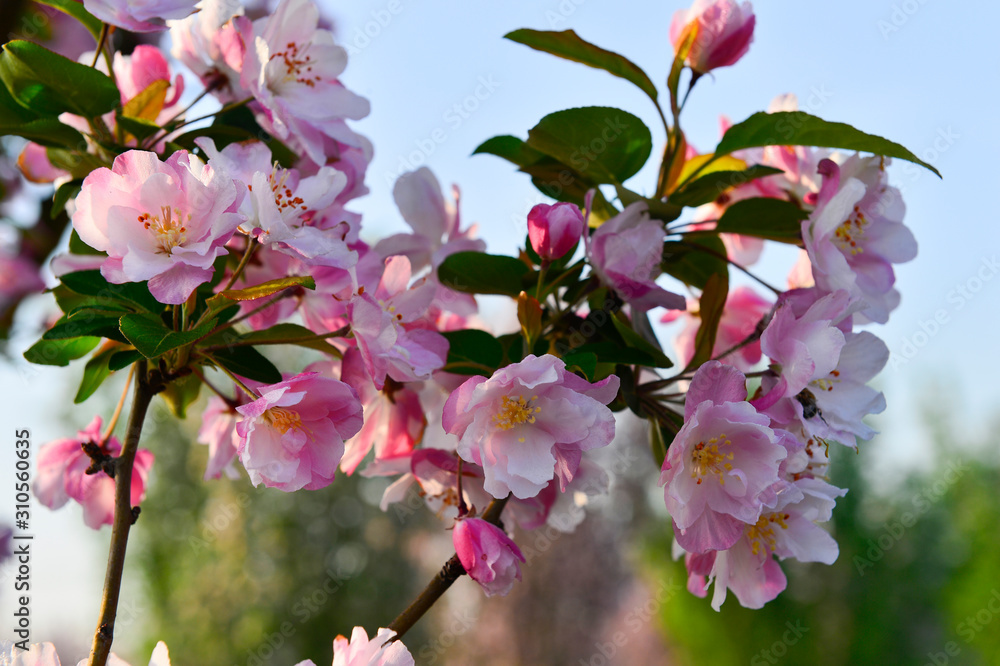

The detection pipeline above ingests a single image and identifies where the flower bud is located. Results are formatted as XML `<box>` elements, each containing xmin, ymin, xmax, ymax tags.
<box><xmin>527</xmin><ymin>202</ymin><xmax>584</xmax><ymax>261</ymax></box>
<box><xmin>670</xmin><ymin>0</ymin><xmax>756</xmax><ymax>74</ymax></box>
<box><xmin>453</xmin><ymin>517</ymin><xmax>525</xmax><ymax>597</ymax></box>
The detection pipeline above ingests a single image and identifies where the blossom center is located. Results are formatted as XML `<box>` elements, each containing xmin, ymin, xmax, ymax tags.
<box><xmin>270</xmin><ymin>41</ymin><xmax>321</xmax><ymax>88</ymax></box>
<box><xmin>746</xmin><ymin>512</ymin><xmax>790</xmax><ymax>555</ymax></box>
<box><xmin>138</xmin><ymin>206</ymin><xmax>190</xmax><ymax>254</ymax></box>
<box><xmin>269</xmin><ymin>164</ymin><xmax>307</xmax><ymax>216</ymax></box>
<box><xmin>811</xmin><ymin>369</ymin><xmax>841</xmax><ymax>393</ymax></box>
<box><xmin>266</xmin><ymin>407</ymin><xmax>303</xmax><ymax>434</ymax></box>
<box><xmin>492</xmin><ymin>395</ymin><xmax>540</xmax><ymax>432</ymax></box>
<box><xmin>690</xmin><ymin>434</ymin><xmax>734</xmax><ymax>485</ymax></box>
<box><xmin>834</xmin><ymin>205</ymin><xmax>870</xmax><ymax>256</ymax></box>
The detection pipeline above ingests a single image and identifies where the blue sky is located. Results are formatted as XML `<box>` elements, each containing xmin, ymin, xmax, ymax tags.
<box><xmin>1</xmin><ymin>0</ymin><xmax>996</xmax><ymax>654</ymax></box>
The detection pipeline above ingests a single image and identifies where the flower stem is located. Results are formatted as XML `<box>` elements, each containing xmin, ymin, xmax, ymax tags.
<box><xmin>87</xmin><ymin>361</ymin><xmax>159</xmax><ymax>666</ymax></box>
<box><xmin>100</xmin><ymin>365</ymin><xmax>135</xmax><ymax>447</ymax></box>
<box><xmin>387</xmin><ymin>496</ymin><xmax>510</xmax><ymax>641</ymax></box>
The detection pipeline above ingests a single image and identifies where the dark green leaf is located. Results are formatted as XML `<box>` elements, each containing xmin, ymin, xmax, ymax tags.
<box><xmin>0</xmin><ymin>41</ymin><xmax>119</xmax><ymax>118</ymax></box>
<box><xmin>23</xmin><ymin>335</ymin><xmax>100</xmax><ymax>366</ymax></box>
<box><xmin>68</xmin><ymin>229</ymin><xmax>104</xmax><ymax>255</ymax></box>
<box><xmin>442</xmin><ymin>329</ymin><xmax>504</xmax><ymax>376</ymax></box>
<box><xmin>686</xmin><ymin>272</ymin><xmax>729</xmax><ymax>371</ymax></box>
<box><xmin>210</xmin><ymin>345</ymin><xmax>282</xmax><ymax>384</ymax></box>
<box><xmin>473</xmin><ymin>134</ymin><xmax>550</xmax><ymax>165</ymax></box>
<box><xmin>715</xmin><ymin>111</ymin><xmax>941</xmax><ymax>177</ymax></box>
<box><xmin>75</xmin><ymin>344</ymin><xmax>121</xmax><ymax>403</ymax></box>
<box><xmin>116</xmin><ymin>114</ymin><xmax>161</xmax><ymax>142</ymax></box>
<box><xmin>108</xmin><ymin>349</ymin><xmax>142</xmax><ymax>371</ymax></box>
<box><xmin>714</xmin><ymin>197</ymin><xmax>808</xmax><ymax>243</ymax></box>
<box><xmin>43</xmin><ymin>313</ymin><xmax>124</xmax><ymax>341</ymax></box>
<box><xmin>661</xmin><ymin>235</ymin><xmax>728</xmax><ymax>289</ymax></box>
<box><xmin>611</xmin><ymin>313</ymin><xmax>673</xmax><ymax>368</ymax></box>
<box><xmin>649</xmin><ymin>419</ymin><xmax>668</xmax><ymax>469</ymax></box>
<box><xmin>526</xmin><ymin>106</ymin><xmax>652</xmax><ymax>184</ymax></box>
<box><xmin>0</xmin><ymin>117</ymin><xmax>86</xmax><ymax>147</ymax></box>
<box><xmin>505</xmin><ymin>29</ymin><xmax>658</xmax><ymax>101</ymax></box>
<box><xmin>234</xmin><ymin>323</ymin><xmax>342</xmax><ymax>355</ymax></box>
<box><xmin>561</xmin><ymin>350</ymin><xmax>598</xmax><ymax>381</ymax></box>
<box><xmin>33</xmin><ymin>0</ymin><xmax>103</xmax><ymax>41</ymax></box>
<box><xmin>60</xmin><ymin>270</ymin><xmax>162</xmax><ymax>313</ymax></box>
<box><xmin>570</xmin><ymin>341</ymin><xmax>664</xmax><ymax>367</ymax></box>
<box><xmin>119</xmin><ymin>313</ymin><xmax>216</xmax><ymax>359</ymax></box>
<box><xmin>438</xmin><ymin>251</ymin><xmax>532</xmax><ymax>297</ymax></box>
<box><xmin>668</xmin><ymin>165</ymin><xmax>785</xmax><ymax>208</ymax></box>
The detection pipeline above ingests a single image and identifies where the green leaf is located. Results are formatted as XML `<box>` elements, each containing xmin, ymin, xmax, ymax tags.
<box><xmin>474</xmin><ymin>134</ymin><xmax>550</xmax><ymax>165</ymax></box>
<box><xmin>68</xmin><ymin>229</ymin><xmax>104</xmax><ymax>256</ymax></box>
<box><xmin>218</xmin><ymin>276</ymin><xmax>316</xmax><ymax>301</ymax></box>
<box><xmin>649</xmin><ymin>418</ymin><xmax>668</xmax><ymax>469</ymax></box>
<box><xmin>60</xmin><ymin>270</ymin><xmax>162</xmax><ymax>313</ymax></box>
<box><xmin>442</xmin><ymin>329</ymin><xmax>504</xmax><ymax>376</ymax></box>
<box><xmin>210</xmin><ymin>346</ymin><xmax>282</xmax><ymax>384</ymax></box>
<box><xmin>116</xmin><ymin>114</ymin><xmax>161</xmax><ymax>142</ymax></box>
<box><xmin>686</xmin><ymin>272</ymin><xmax>729</xmax><ymax>371</ymax></box>
<box><xmin>33</xmin><ymin>0</ymin><xmax>103</xmax><ymax>41</ymax></box>
<box><xmin>43</xmin><ymin>313</ymin><xmax>124</xmax><ymax>341</ymax></box>
<box><xmin>75</xmin><ymin>344</ymin><xmax>122</xmax><ymax>403</ymax></box>
<box><xmin>560</xmin><ymin>350</ymin><xmax>598</xmax><ymax>381</ymax></box>
<box><xmin>569</xmin><ymin>341</ymin><xmax>664</xmax><ymax>367</ymax></box>
<box><xmin>0</xmin><ymin>117</ymin><xmax>86</xmax><ymax>147</ymax></box>
<box><xmin>234</xmin><ymin>323</ymin><xmax>342</xmax><ymax>355</ymax></box>
<box><xmin>611</xmin><ymin>313</ymin><xmax>673</xmax><ymax>368</ymax></box>
<box><xmin>438</xmin><ymin>252</ymin><xmax>532</xmax><ymax>297</ymax></box>
<box><xmin>526</xmin><ymin>106</ymin><xmax>652</xmax><ymax>184</ymax></box>
<box><xmin>119</xmin><ymin>313</ymin><xmax>216</xmax><ymax>359</ymax></box>
<box><xmin>23</xmin><ymin>336</ymin><xmax>100</xmax><ymax>366</ymax></box>
<box><xmin>505</xmin><ymin>29</ymin><xmax>658</xmax><ymax>102</ymax></box>
<box><xmin>0</xmin><ymin>41</ymin><xmax>119</xmax><ymax>118</ymax></box>
<box><xmin>160</xmin><ymin>373</ymin><xmax>203</xmax><ymax>419</ymax></box>
<box><xmin>661</xmin><ymin>235</ymin><xmax>728</xmax><ymax>290</ymax></box>
<box><xmin>45</xmin><ymin>147</ymin><xmax>106</xmax><ymax>179</ymax></box>
<box><xmin>52</xmin><ymin>180</ymin><xmax>82</xmax><ymax>219</ymax></box>
<box><xmin>714</xmin><ymin>197</ymin><xmax>808</xmax><ymax>243</ymax></box>
<box><xmin>108</xmin><ymin>349</ymin><xmax>142</xmax><ymax>371</ymax></box>
<box><xmin>668</xmin><ymin>165</ymin><xmax>785</xmax><ymax>208</ymax></box>
<box><xmin>211</xmin><ymin>105</ymin><xmax>296</xmax><ymax>167</ymax></box>
<box><xmin>715</xmin><ymin>111</ymin><xmax>941</xmax><ymax>177</ymax></box>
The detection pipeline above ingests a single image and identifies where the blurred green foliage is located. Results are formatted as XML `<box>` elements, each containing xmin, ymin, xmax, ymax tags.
<box><xmin>644</xmin><ymin>412</ymin><xmax>1000</xmax><ymax>666</ymax></box>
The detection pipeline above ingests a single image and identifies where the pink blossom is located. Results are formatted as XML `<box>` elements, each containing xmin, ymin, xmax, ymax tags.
<box><xmin>659</xmin><ymin>361</ymin><xmax>785</xmax><ymax>552</ymax></box>
<box><xmin>168</xmin><ymin>0</ymin><xmax>248</xmax><ymax>103</ymax></box>
<box><xmin>72</xmin><ymin>150</ymin><xmax>245</xmax><ymax>304</ymax></box>
<box><xmin>670</xmin><ymin>0</ymin><xmax>756</xmax><ymax>74</ymax></box>
<box><xmin>443</xmin><ymin>354</ymin><xmax>619</xmax><ymax>500</ymax></box>
<box><xmin>222</xmin><ymin>246</ymin><xmax>304</xmax><ymax>331</ymax></box>
<box><xmin>527</xmin><ymin>202</ymin><xmax>584</xmax><ymax>262</ymax></box>
<box><xmin>453</xmin><ymin>517</ymin><xmax>526</xmax><ymax>597</ymax></box>
<box><xmin>240</xmin><ymin>0</ymin><xmax>370</xmax><ymax>165</ymax></box>
<box><xmin>588</xmin><ymin>202</ymin><xmax>685</xmax><ymax>312</ymax></box>
<box><xmin>338</xmin><ymin>348</ymin><xmax>425</xmax><ymax>475</ymax></box>
<box><xmin>33</xmin><ymin>416</ymin><xmax>154</xmax><ymax>530</ymax></box>
<box><xmin>294</xmin><ymin>626</ymin><xmax>413</xmax><ymax>666</ymax></box>
<box><xmin>0</xmin><ymin>248</ymin><xmax>44</xmax><ymax>312</ymax></box>
<box><xmin>374</xmin><ymin>168</ymin><xmax>486</xmax><ymax>273</ymax></box>
<box><xmin>114</xmin><ymin>46</ymin><xmax>185</xmax><ymax>119</ymax></box>
<box><xmin>364</xmin><ymin>449</ymin><xmax>493</xmax><ymax>519</ymax></box>
<box><xmin>661</xmin><ymin>286</ymin><xmax>772</xmax><ymax>372</ymax></box>
<box><xmin>685</xmin><ymin>477</ymin><xmax>844</xmax><ymax>610</ymax></box>
<box><xmin>236</xmin><ymin>372</ymin><xmax>363</xmax><ymax>491</ymax></box>
<box><xmin>84</xmin><ymin>0</ymin><xmax>198</xmax><ymax>32</ymax></box>
<box><xmin>6</xmin><ymin>642</ymin><xmax>61</xmax><ymax>665</ymax></box>
<box><xmin>17</xmin><ymin>143</ymin><xmax>68</xmax><ymax>184</ymax></box>
<box><xmin>801</xmin><ymin>157</ymin><xmax>917</xmax><ymax>324</ymax></box>
<box><xmin>346</xmin><ymin>256</ymin><xmax>449</xmax><ymax>390</ymax></box>
<box><xmin>197</xmin><ymin>394</ymin><xmax>246</xmax><ymax>480</ymax></box>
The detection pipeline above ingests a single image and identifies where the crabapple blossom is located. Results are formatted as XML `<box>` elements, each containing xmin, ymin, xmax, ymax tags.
<box><xmin>346</xmin><ymin>256</ymin><xmax>449</xmax><ymax>390</ymax></box>
<box><xmin>670</xmin><ymin>0</ymin><xmax>756</xmax><ymax>74</ymax></box>
<box><xmin>443</xmin><ymin>354</ymin><xmax>619</xmax><ymax>500</ymax></box>
<box><xmin>236</xmin><ymin>372</ymin><xmax>363</xmax><ymax>491</ymax></box>
<box><xmin>197</xmin><ymin>393</ymin><xmax>251</xmax><ymax>480</ymax></box>
<box><xmin>84</xmin><ymin>0</ymin><xmax>198</xmax><ymax>33</ymax></box>
<box><xmin>337</xmin><ymin>348</ymin><xmax>425</xmax><ymax>475</ymax></box>
<box><xmin>72</xmin><ymin>150</ymin><xmax>245</xmax><ymax>304</ymax></box>
<box><xmin>453</xmin><ymin>517</ymin><xmax>526</xmax><ymax>597</ymax></box>
<box><xmin>588</xmin><ymin>201</ymin><xmax>685</xmax><ymax>312</ymax></box>
<box><xmin>801</xmin><ymin>157</ymin><xmax>917</xmax><ymax>324</ymax></box>
<box><xmin>660</xmin><ymin>361</ymin><xmax>786</xmax><ymax>552</ymax></box>
<box><xmin>168</xmin><ymin>0</ymin><xmax>248</xmax><ymax>103</ymax></box>
<box><xmin>0</xmin><ymin>640</ymin><xmax>172</xmax><ymax>666</ymax></box>
<box><xmin>33</xmin><ymin>416</ymin><xmax>154</xmax><ymax>530</ymax></box>
<box><xmin>527</xmin><ymin>202</ymin><xmax>584</xmax><ymax>262</ymax></box>
<box><xmin>295</xmin><ymin>627</ymin><xmax>413</xmax><ymax>666</ymax></box>
<box><xmin>240</xmin><ymin>0</ymin><xmax>370</xmax><ymax>165</ymax></box>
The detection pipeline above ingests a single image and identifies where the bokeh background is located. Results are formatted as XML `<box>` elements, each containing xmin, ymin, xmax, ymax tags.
<box><xmin>1</xmin><ymin>1</ymin><xmax>999</xmax><ymax>664</ymax></box>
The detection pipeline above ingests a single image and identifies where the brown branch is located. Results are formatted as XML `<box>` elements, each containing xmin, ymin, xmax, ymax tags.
<box><xmin>87</xmin><ymin>361</ymin><xmax>160</xmax><ymax>666</ymax></box>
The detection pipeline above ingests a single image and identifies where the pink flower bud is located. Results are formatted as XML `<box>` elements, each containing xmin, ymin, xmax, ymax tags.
<box><xmin>527</xmin><ymin>202</ymin><xmax>584</xmax><ymax>261</ymax></box>
<box><xmin>670</xmin><ymin>0</ymin><xmax>756</xmax><ymax>74</ymax></box>
<box><xmin>453</xmin><ymin>517</ymin><xmax>525</xmax><ymax>597</ymax></box>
